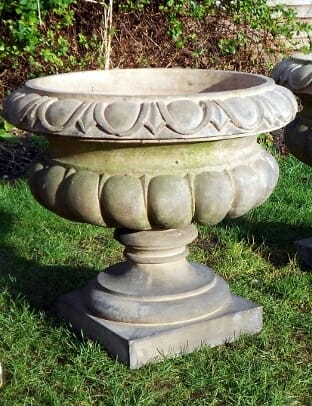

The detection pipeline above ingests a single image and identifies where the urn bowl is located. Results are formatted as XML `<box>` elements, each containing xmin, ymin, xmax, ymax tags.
<box><xmin>3</xmin><ymin>69</ymin><xmax>297</xmax><ymax>230</ymax></box>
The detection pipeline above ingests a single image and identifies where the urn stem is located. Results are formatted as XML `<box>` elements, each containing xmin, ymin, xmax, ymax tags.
<box><xmin>86</xmin><ymin>224</ymin><xmax>231</xmax><ymax>325</ymax></box>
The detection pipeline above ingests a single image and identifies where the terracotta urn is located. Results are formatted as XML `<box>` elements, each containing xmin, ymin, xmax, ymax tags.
<box><xmin>3</xmin><ymin>69</ymin><xmax>297</xmax><ymax>367</ymax></box>
<box><xmin>272</xmin><ymin>53</ymin><xmax>312</xmax><ymax>267</ymax></box>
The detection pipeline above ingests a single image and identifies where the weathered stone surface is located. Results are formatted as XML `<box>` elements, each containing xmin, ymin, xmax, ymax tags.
<box><xmin>148</xmin><ymin>175</ymin><xmax>193</xmax><ymax>228</ymax></box>
<box><xmin>194</xmin><ymin>171</ymin><xmax>233</xmax><ymax>225</ymax></box>
<box><xmin>5</xmin><ymin>69</ymin><xmax>294</xmax><ymax>229</ymax></box>
<box><xmin>3</xmin><ymin>68</ymin><xmax>297</xmax><ymax>366</ymax></box>
<box><xmin>27</xmin><ymin>137</ymin><xmax>279</xmax><ymax>229</ymax></box>
<box><xmin>87</xmin><ymin>225</ymin><xmax>231</xmax><ymax>324</ymax></box>
<box><xmin>57</xmin><ymin>291</ymin><xmax>262</xmax><ymax>369</ymax></box>
<box><xmin>3</xmin><ymin>69</ymin><xmax>297</xmax><ymax>140</ymax></box>
<box><xmin>56</xmin><ymin>223</ymin><xmax>262</xmax><ymax>368</ymax></box>
<box><xmin>102</xmin><ymin>175</ymin><xmax>149</xmax><ymax>229</ymax></box>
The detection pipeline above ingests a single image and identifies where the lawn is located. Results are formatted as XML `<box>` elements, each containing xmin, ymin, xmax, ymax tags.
<box><xmin>0</xmin><ymin>152</ymin><xmax>311</xmax><ymax>405</ymax></box>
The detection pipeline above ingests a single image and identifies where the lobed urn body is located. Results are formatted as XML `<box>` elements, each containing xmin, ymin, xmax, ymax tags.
<box><xmin>3</xmin><ymin>69</ymin><xmax>297</xmax><ymax>367</ymax></box>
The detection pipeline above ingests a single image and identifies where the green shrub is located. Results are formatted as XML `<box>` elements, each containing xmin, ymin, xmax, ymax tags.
<box><xmin>0</xmin><ymin>0</ymin><xmax>75</xmax><ymax>69</ymax></box>
<box><xmin>0</xmin><ymin>0</ymin><xmax>311</xmax><ymax>96</ymax></box>
<box><xmin>117</xmin><ymin>0</ymin><xmax>311</xmax><ymax>50</ymax></box>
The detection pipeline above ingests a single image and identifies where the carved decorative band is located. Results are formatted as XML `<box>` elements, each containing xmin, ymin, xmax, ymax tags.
<box><xmin>4</xmin><ymin>85</ymin><xmax>296</xmax><ymax>140</ymax></box>
<box><xmin>28</xmin><ymin>150</ymin><xmax>279</xmax><ymax>230</ymax></box>
<box><xmin>271</xmin><ymin>58</ymin><xmax>312</xmax><ymax>92</ymax></box>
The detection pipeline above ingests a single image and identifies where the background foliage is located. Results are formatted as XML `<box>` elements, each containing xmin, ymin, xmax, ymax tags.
<box><xmin>0</xmin><ymin>0</ymin><xmax>311</xmax><ymax>101</ymax></box>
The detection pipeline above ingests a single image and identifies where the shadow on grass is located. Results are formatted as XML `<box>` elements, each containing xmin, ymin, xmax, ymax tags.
<box><xmin>220</xmin><ymin>217</ymin><xmax>312</xmax><ymax>268</ymax></box>
<box><xmin>1</xmin><ymin>205</ymin><xmax>311</xmax><ymax>312</ymax></box>
<box><xmin>0</xmin><ymin>209</ymin><xmax>98</xmax><ymax>315</ymax></box>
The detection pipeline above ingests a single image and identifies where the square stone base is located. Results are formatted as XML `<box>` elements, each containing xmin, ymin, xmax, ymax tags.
<box><xmin>294</xmin><ymin>237</ymin><xmax>312</xmax><ymax>270</ymax></box>
<box><xmin>57</xmin><ymin>290</ymin><xmax>262</xmax><ymax>368</ymax></box>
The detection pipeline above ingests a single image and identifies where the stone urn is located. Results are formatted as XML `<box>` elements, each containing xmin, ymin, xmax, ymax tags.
<box><xmin>3</xmin><ymin>69</ymin><xmax>297</xmax><ymax>368</ymax></box>
<box><xmin>272</xmin><ymin>53</ymin><xmax>312</xmax><ymax>268</ymax></box>
<box><xmin>271</xmin><ymin>53</ymin><xmax>312</xmax><ymax>165</ymax></box>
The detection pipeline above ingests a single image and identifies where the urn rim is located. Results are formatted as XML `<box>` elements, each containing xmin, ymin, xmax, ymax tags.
<box><xmin>3</xmin><ymin>68</ymin><xmax>297</xmax><ymax>141</ymax></box>
<box><xmin>24</xmin><ymin>68</ymin><xmax>272</xmax><ymax>99</ymax></box>
<box><xmin>290</xmin><ymin>52</ymin><xmax>312</xmax><ymax>65</ymax></box>
<box><xmin>271</xmin><ymin>54</ymin><xmax>312</xmax><ymax>93</ymax></box>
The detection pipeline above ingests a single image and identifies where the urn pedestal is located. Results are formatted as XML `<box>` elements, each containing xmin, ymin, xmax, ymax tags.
<box><xmin>3</xmin><ymin>69</ymin><xmax>297</xmax><ymax>367</ymax></box>
<box><xmin>272</xmin><ymin>53</ymin><xmax>312</xmax><ymax>269</ymax></box>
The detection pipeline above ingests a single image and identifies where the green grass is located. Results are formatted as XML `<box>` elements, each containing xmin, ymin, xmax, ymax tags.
<box><xmin>0</xmin><ymin>154</ymin><xmax>311</xmax><ymax>406</ymax></box>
